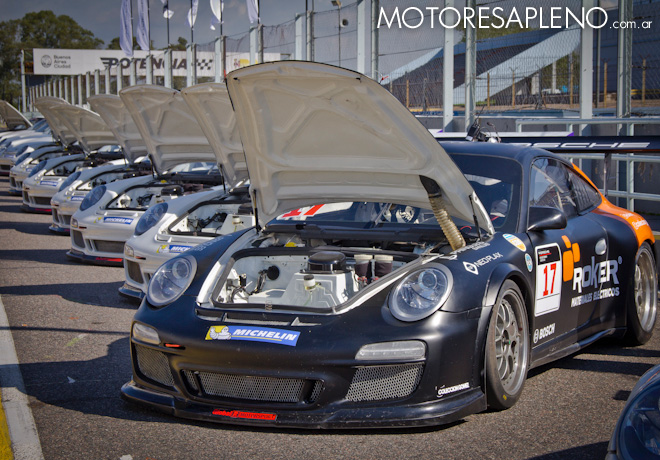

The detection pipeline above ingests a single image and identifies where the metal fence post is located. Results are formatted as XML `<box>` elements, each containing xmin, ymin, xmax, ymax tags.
<box><xmin>442</xmin><ymin>0</ymin><xmax>455</xmax><ymax>131</ymax></box>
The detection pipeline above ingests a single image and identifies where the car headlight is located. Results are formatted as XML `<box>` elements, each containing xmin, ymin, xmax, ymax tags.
<box><xmin>389</xmin><ymin>266</ymin><xmax>452</xmax><ymax>321</ymax></box>
<box><xmin>79</xmin><ymin>185</ymin><xmax>106</xmax><ymax>211</ymax></box>
<box><xmin>135</xmin><ymin>202</ymin><xmax>168</xmax><ymax>236</ymax></box>
<box><xmin>617</xmin><ymin>382</ymin><xmax>660</xmax><ymax>459</ymax></box>
<box><xmin>147</xmin><ymin>256</ymin><xmax>197</xmax><ymax>307</ymax></box>
<box><xmin>58</xmin><ymin>170</ymin><xmax>81</xmax><ymax>192</ymax></box>
<box><xmin>28</xmin><ymin>160</ymin><xmax>47</xmax><ymax>177</ymax></box>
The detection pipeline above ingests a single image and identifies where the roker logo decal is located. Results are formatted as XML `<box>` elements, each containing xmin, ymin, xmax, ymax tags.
<box><xmin>503</xmin><ymin>234</ymin><xmax>526</xmax><ymax>252</ymax></box>
<box><xmin>205</xmin><ymin>325</ymin><xmax>300</xmax><ymax>346</ymax></box>
<box><xmin>561</xmin><ymin>236</ymin><xmax>580</xmax><ymax>282</ymax></box>
<box><xmin>437</xmin><ymin>382</ymin><xmax>469</xmax><ymax>398</ymax></box>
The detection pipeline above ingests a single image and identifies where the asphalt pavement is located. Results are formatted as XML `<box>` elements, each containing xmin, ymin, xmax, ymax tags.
<box><xmin>0</xmin><ymin>175</ymin><xmax>659</xmax><ymax>460</ymax></box>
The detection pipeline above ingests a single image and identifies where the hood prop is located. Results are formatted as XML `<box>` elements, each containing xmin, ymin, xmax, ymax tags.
<box><xmin>419</xmin><ymin>175</ymin><xmax>466</xmax><ymax>251</ymax></box>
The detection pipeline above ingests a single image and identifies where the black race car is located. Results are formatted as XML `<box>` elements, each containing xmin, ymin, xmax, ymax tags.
<box><xmin>121</xmin><ymin>62</ymin><xmax>658</xmax><ymax>428</ymax></box>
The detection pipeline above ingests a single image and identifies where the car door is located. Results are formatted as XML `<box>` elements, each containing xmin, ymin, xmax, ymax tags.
<box><xmin>526</xmin><ymin>157</ymin><xmax>608</xmax><ymax>353</ymax></box>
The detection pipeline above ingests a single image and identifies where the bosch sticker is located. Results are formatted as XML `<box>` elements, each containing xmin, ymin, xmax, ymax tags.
<box><xmin>157</xmin><ymin>244</ymin><xmax>192</xmax><ymax>254</ymax></box>
<box><xmin>503</xmin><ymin>234</ymin><xmax>526</xmax><ymax>252</ymax></box>
<box><xmin>103</xmin><ymin>216</ymin><xmax>134</xmax><ymax>225</ymax></box>
<box><xmin>206</xmin><ymin>325</ymin><xmax>300</xmax><ymax>347</ymax></box>
<box><xmin>534</xmin><ymin>244</ymin><xmax>562</xmax><ymax>316</ymax></box>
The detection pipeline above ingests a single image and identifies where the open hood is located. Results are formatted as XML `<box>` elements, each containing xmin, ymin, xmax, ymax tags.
<box><xmin>34</xmin><ymin>97</ymin><xmax>78</xmax><ymax>147</ymax></box>
<box><xmin>55</xmin><ymin>104</ymin><xmax>117</xmax><ymax>153</ymax></box>
<box><xmin>181</xmin><ymin>83</ymin><xmax>248</xmax><ymax>189</ymax></box>
<box><xmin>226</xmin><ymin>62</ymin><xmax>492</xmax><ymax>233</ymax></box>
<box><xmin>0</xmin><ymin>101</ymin><xmax>31</xmax><ymax>131</ymax></box>
<box><xmin>88</xmin><ymin>94</ymin><xmax>148</xmax><ymax>164</ymax></box>
<box><xmin>119</xmin><ymin>85</ymin><xmax>216</xmax><ymax>174</ymax></box>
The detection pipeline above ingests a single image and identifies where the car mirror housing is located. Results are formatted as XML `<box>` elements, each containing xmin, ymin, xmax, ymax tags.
<box><xmin>527</xmin><ymin>206</ymin><xmax>567</xmax><ymax>232</ymax></box>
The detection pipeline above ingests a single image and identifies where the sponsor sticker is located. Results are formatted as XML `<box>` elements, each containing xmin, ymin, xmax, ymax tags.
<box><xmin>205</xmin><ymin>325</ymin><xmax>300</xmax><ymax>347</ymax></box>
<box><xmin>437</xmin><ymin>382</ymin><xmax>469</xmax><ymax>398</ymax></box>
<box><xmin>525</xmin><ymin>253</ymin><xmax>533</xmax><ymax>272</ymax></box>
<box><xmin>103</xmin><ymin>216</ymin><xmax>134</xmax><ymax>225</ymax></box>
<box><xmin>69</xmin><ymin>195</ymin><xmax>84</xmax><ymax>202</ymax></box>
<box><xmin>39</xmin><ymin>180</ymin><xmax>59</xmax><ymax>187</ymax></box>
<box><xmin>157</xmin><ymin>244</ymin><xmax>192</xmax><ymax>254</ymax></box>
<box><xmin>533</xmin><ymin>323</ymin><xmax>556</xmax><ymax>344</ymax></box>
<box><xmin>463</xmin><ymin>252</ymin><xmax>503</xmax><ymax>275</ymax></box>
<box><xmin>534</xmin><ymin>244</ymin><xmax>562</xmax><ymax>316</ymax></box>
<box><xmin>503</xmin><ymin>234</ymin><xmax>526</xmax><ymax>252</ymax></box>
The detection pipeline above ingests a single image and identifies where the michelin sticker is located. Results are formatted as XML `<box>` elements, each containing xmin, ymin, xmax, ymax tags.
<box><xmin>157</xmin><ymin>244</ymin><xmax>192</xmax><ymax>254</ymax></box>
<box><xmin>503</xmin><ymin>234</ymin><xmax>526</xmax><ymax>252</ymax></box>
<box><xmin>206</xmin><ymin>325</ymin><xmax>300</xmax><ymax>346</ymax></box>
<box><xmin>103</xmin><ymin>216</ymin><xmax>134</xmax><ymax>225</ymax></box>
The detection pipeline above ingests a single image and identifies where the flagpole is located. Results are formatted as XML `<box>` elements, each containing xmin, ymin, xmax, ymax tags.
<box><xmin>190</xmin><ymin>0</ymin><xmax>194</xmax><ymax>43</ymax></box>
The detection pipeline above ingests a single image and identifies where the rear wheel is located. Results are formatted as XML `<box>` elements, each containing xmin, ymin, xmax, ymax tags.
<box><xmin>625</xmin><ymin>242</ymin><xmax>658</xmax><ymax>345</ymax></box>
<box><xmin>485</xmin><ymin>280</ymin><xmax>529</xmax><ymax>410</ymax></box>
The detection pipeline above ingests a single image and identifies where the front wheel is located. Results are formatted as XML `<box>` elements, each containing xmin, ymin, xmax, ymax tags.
<box><xmin>485</xmin><ymin>280</ymin><xmax>530</xmax><ymax>410</ymax></box>
<box><xmin>624</xmin><ymin>242</ymin><xmax>658</xmax><ymax>346</ymax></box>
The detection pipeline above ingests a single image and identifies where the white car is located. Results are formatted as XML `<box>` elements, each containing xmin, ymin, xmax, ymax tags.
<box><xmin>22</xmin><ymin>100</ymin><xmax>119</xmax><ymax>213</ymax></box>
<box><xmin>50</xmin><ymin>94</ymin><xmax>150</xmax><ymax>233</ymax></box>
<box><xmin>120</xmin><ymin>82</ymin><xmax>254</xmax><ymax>299</ymax></box>
<box><xmin>0</xmin><ymin>123</ymin><xmax>56</xmax><ymax>175</ymax></box>
<box><xmin>68</xmin><ymin>85</ymin><xmax>223</xmax><ymax>266</ymax></box>
<box><xmin>9</xmin><ymin>144</ymin><xmax>67</xmax><ymax>195</ymax></box>
<box><xmin>0</xmin><ymin>100</ymin><xmax>32</xmax><ymax>132</ymax></box>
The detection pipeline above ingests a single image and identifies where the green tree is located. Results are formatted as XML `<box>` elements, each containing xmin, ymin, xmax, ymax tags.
<box><xmin>0</xmin><ymin>11</ymin><xmax>104</xmax><ymax>106</ymax></box>
<box><xmin>107</xmin><ymin>36</ymin><xmax>154</xmax><ymax>51</ymax></box>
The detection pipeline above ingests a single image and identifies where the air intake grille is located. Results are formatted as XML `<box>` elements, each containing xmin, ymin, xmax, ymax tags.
<box><xmin>71</xmin><ymin>230</ymin><xmax>84</xmax><ymax>248</ymax></box>
<box><xmin>9</xmin><ymin>177</ymin><xmax>15</xmax><ymax>187</ymax></box>
<box><xmin>345</xmin><ymin>364</ymin><xmax>424</xmax><ymax>402</ymax></box>
<box><xmin>182</xmin><ymin>370</ymin><xmax>322</xmax><ymax>403</ymax></box>
<box><xmin>126</xmin><ymin>260</ymin><xmax>144</xmax><ymax>284</ymax></box>
<box><xmin>135</xmin><ymin>344</ymin><xmax>174</xmax><ymax>387</ymax></box>
<box><xmin>34</xmin><ymin>196</ymin><xmax>51</xmax><ymax>206</ymax></box>
<box><xmin>93</xmin><ymin>240</ymin><xmax>125</xmax><ymax>254</ymax></box>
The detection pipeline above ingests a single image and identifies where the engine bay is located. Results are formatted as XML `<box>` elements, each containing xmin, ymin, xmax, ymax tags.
<box><xmin>107</xmin><ymin>182</ymin><xmax>215</xmax><ymax>210</ymax></box>
<box><xmin>168</xmin><ymin>201</ymin><xmax>254</xmax><ymax>236</ymax></box>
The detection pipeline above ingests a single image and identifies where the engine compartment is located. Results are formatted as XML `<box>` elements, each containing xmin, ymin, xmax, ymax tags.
<box><xmin>211</xmin><ymin>238</ymin><xmax>419</xmax><ymax>311</ymax></box>
<box><xmin>168</xmin><ymin>201</ymin><xmax>254</xmax><ymax>236</ymax></box>
<box><xmin>107</xmin><ymin>182</ymin><xmax>214</xmax><ymax>210</ymax></box>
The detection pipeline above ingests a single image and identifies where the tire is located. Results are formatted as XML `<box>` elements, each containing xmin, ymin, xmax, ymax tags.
<box><xmin>624</xmin><ymin>242</ymin><xmax>658</xmax><ymax>346</ymax></box>
<box><xmin>485</xmin><ymin>280</ymin><xmax>530</xmax><ymax>410</ymax></box>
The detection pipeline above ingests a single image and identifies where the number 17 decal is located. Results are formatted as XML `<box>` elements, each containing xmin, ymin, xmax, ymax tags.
<box><xmin>535</xmin><ymin>244</ymin><xmax>562</xmax><ymax>316</ymax></box>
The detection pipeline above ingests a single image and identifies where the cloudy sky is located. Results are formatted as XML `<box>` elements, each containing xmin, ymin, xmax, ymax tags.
<box><xmin>0</xmin><ymin>0</ymin><xmax>337</xmax><ymax>49</ymax></box>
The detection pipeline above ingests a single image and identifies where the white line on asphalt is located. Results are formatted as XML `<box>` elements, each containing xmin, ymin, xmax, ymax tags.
<box><xmin>0</xmin><ymin>294</ymin><xmax>44</xmax><ymax>460</ymax></box>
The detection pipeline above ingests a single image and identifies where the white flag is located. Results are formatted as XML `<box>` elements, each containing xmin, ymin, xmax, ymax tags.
<box><xmin>120</xmin><ymin>0</ymin><xmax>133</xmax><ymax>57</ymax></box>
<box><xmin>210</xmin><ymin>0</ymin><xmax>223</xmax><ymax>30</ymax></box>
<box><xmin>136</xmin><ymin>0</ymin><xmax>150</xmax><ymax>51</ymax></box>
<box><xmin>161</xmin><ymin>0</ymin><xmax>174</xmax><ymax>19</ymax></box>
<box><xmin>246</xmin><ymin>0</ymin><xmax>259</xmax><ymax>24</ymax></box>
<box><xmin>187</xmin><ymin>0</ymin><xmax>199</xmax><ymax>28</ymax></box>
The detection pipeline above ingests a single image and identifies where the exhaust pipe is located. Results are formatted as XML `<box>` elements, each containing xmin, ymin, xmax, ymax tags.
<box><xmin>420</xmin><ymin>176</ymin><xmax>466</xmax><ymax>251</ymax></box>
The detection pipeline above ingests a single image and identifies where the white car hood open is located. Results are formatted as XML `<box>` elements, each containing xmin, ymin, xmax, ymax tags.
<box><xmin>0</xmin><ymin>101</ymin><xmax>31</xmax><ymax>131</ymax></box>
<box><xmin>56</xmin><ymin>104</ymin><xmax>117</xmax><ymax>153</ymax></box>
<box><xmin>181</xmin><ymin>83</ymin><xmax>248</xmax><ymax>189</ymax></box>
<box><xmin>226</xmin><ymin>62</ymin><xmax>492</xmax><ymax>233</ymax></box>
<box><xmin>88</xmin><ymin>94</ymin><xmax>148</xmax><ymax>164</ymax></box>
<box><xmin>34</xmin><ymin>97</ymin><xmax>78</xmax><ymax>147</ymax></box>
<box><xmin>119</xmin><ymin>85</ymin><xmax>216</xmax><ymax>174</ymax></box>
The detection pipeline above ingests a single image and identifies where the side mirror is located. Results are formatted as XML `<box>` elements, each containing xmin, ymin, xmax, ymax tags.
<box><xmin>527</xmin><ymin>206</ymin><xmax>567</xmax><ymax>232</ymax></box>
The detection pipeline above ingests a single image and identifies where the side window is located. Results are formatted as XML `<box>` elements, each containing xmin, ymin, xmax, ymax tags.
<box><xmin>569</xmin><ymin>169</ymin><xmax>602</xmax><ymax>214</ymax></box>
<box><xmin>529</xmin><ymin>158</ymin><xmax>577</xmax><ymax>217</ymax></box>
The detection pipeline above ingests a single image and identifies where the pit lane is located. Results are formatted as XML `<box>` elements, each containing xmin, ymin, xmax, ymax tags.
<box><xmin>0</xmin><ymin>175</ymin><xmax>658</xmax><ymax>460</ymax></box>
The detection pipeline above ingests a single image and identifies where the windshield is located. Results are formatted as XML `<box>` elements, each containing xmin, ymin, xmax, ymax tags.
<box><xmin>450</xmin><ymin>153</ymin><xmax>522</xmax><ymax>233</ymax></box>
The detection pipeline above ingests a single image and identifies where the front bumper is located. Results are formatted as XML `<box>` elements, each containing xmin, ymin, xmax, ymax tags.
<box><xmin>49</xmin><ymin>197</ymin><xmax>83</xmax><ymax>233</ymax></box>
<box><xmin>22</xmin><ymin>184</ymin><xmax>55</xmax><ymax>212</ymax></box>
<box><xmin>68</xmin><ymin>212</ymin><xmax>139</xmax><ymax>265</ymax></box>
<box><xmin>122</xmin><ymin>297</ymin><xmax>486</xmax><ymax>428</ymax></box>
